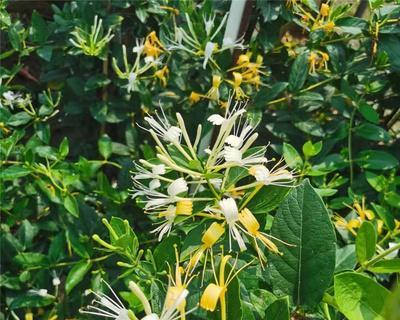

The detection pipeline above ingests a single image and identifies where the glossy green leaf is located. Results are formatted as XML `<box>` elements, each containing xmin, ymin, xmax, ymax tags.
<box><xmin>246</xmin><ymin>185</ymin><xmax>290</xmax><ymax>214</ymax></box>
<box><xmin>335</xmin><ymin>244</ymin><xmax>357</xmax><ymax>273</ymax></box>
<box><xmin>335</xmin><ymin>272</ymin><xmax>390</xmax><ymax>320</ymax></box>
<box><xmin>64</xmin><ymin>194</ymin><xmax>79</xmax><ymax>218</ymax></box>
<box><xmin>98</xmin><ymin>134</ymin><xmax>112</xmax><ymax>160</ymax></box>
<box><xmin>356</xmin><ymin>150</ymin><xmax>399</xmax><ymax>170</ymax></box>
<box><xmin>0</xmin><ymin>165</ymin><xmax>31</xmax><ymax>181</ymax></box>
<box><xmin>269</xmin><ymin>180</ymin><xmax>336</xmax><ymax>307</ymax></box>
<box><xmin>355</xmin><ymin>123</ymin><xmax>390</xmax><ymax>142</ymax></box>
<box><xmin>302</xmin><ymin>141</ymin><xmax>322</xmax><ymax>158</ymax></box>
<box><xmin>356</xmin><ymin>221</ymin><xmax>377</xmax><ymax>264</ymax></box>
<box><xmin>65</xmin><ymin>260</ymin><xmax>92</xmax><ymax>294</ymax></box>
<box><xmin>10</xmin><ymin>292</ymin><xmax>55</xmax><ymax>309</ymax></box>
<box><xmin>359</xmin><ymin>103</ymin><xmax>379</xmax><ymax>124</ymax></box>
<box><xmin>289</xmin><ymin>53</ymin><xmax>308</xmax><ymax>92</ymax></box>
<box><xmin>283</xmin><ymin>142</ymin><xmax>303</xmax><ymax>169</ymax></box>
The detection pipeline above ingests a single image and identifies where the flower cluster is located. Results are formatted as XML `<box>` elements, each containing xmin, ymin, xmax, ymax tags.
<box><xmin>131</xmin><ymin>99</ymin><xmax>295</xmax><ymax>266</ymax></box>
<box><xmin>168</xmin><ymin>13</ymin><xmax>245</xmax><ymax>70</ymax></box>
<box><xmin>292</xmin><ymin>2</ymin><xmax>337</xmax><ymax>34</ymax></box>
<box><xmin>113</xmin><ymin>32</ymin><xmax>168</xmax><ymax>93</ymax></box>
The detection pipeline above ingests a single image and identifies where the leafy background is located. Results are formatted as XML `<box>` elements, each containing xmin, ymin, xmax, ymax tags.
<box><xmin>1</xmin><ymin>0</ymin><xmax>399</xmax><ymax>319</ymax></box>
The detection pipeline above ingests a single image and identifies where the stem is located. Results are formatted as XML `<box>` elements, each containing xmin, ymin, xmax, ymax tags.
<box><xmin>322</xmin><ymin>293</ymin><xmax>338</xmax><ymax>309</ymax></box>
<box><xmin>348</xmin><ymin>107</ymin><xmax>357</xmax><ymax>187</ymax></box>
<box><xmin>220</xmin><ymin>295</ymin><xmax>227</xmax><ymax>320</ymax></box>
<box><xmin>239</xmin><ymin>184</ymin><xmax>262</xmax><ymax>210</ymax></box>
<box><xmin>358</xmin><ymin>243</ymin><xmax>400</xmax><ymax>272</ymax></box>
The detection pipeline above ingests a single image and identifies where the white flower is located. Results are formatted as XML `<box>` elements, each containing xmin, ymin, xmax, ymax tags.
<box><xmin>225</xmin><ymin>121</ymin><xmax>254</xmax><ymax>149</ymax></box>
<box><xmin>2</xmin><ymin>91</ymin><xmax>23</xmax><ymax>108</ymax></box>
<box><xmin>133</xmin><ymin>163</ymin><xmax>166</xmax><ymax>190</ymax></box>
<box><xmin>80</xmin><ymin>281</ymin><xmax>132</xmax><ymax>320</ymax></box>
<box><xmin>126</xmin><ymin>72</ymin><xmax>137</xmax><ymax>92</ymax></box>
<box><xmin>167</xmin><ymin>178</ymin><xmax>188</xmax><ymax>196</ymax></box>
<box><xmin>223</xmin><ymin>146</ymin><xmax>267</xmax><ymax>167</ymax></box>
<box><xmin>387</xmin><ymin>242</ymin><xmax>399</xmax><ymax>259</ymax></box>
<box><xmin>151</xmin><ymin>205</ymin><xmax>176</xmax><ymax>241</ymax></box>
<box><xmin>203</xmin><ymin>42</ymin><xmax>216</xmax><ymax>69</ymax></box>
<box><xmin>203</xmin><ymin>14</ymin><xmax>216</xmax><ymax>36</ymax></box>
<box><xmin>143</xmin><ymin>109</ymin><xmax>182</xmax><ymax>144</ymax></box>
<box><xmin>132</xmin><ymin>39</ymin><xmax>145</xmax><ymax>54</ymax></box>
<box><xmin>52</xmin><ymin>277</ymin><xmax>61</xmax><ymax>287</ymax></box>
<box><xmin>144</xmin><ymin>56</ymin><xmax>155</xmax><ymax>64</ymax></box>
<box><xmin>219</xmin><ymin>198</ymin><xmax>246</xmax><ymax>251</ymax></box>
<box><xmin>30</xmin><ymin>289</ymin><xmax>49</xmax><ymax>297</ymax></box>
<box><xmin>249</xmin><ymin>163</ymin><xmax>294</xmax><ymax>187</ymax></box>
<box><xmin>208</xmin><ymin>114</ymin><xmax>225</xmax><ymax>126</ymax></box>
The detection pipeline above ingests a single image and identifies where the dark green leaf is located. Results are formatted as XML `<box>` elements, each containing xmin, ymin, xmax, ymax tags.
<box><xmin>355</xmin><ymin>123</ymin><xmax>390</xmax><ymax>142</ymax></box>
<box><xmin>289</xmin><ymin>54</ymin><xmax>308</xmax><ymax>92</ymax></box>
<box><xmin>265</xmin><ymin>296</ymin><xmax>290</xmax><ymax>320</ymax></box>
<box><xmin>64</xmin><ymin>194</ymin><xmax>79</xmax><ymax>218</ymax></box>
<box><xmin>356</xmin><ymin>150</ymin><xmax>399</xmax><ymax>170</ymax></box>
<box><xmin>246</xmin><ymin>186</ymin><xmax>290</xmax><ymax>214</ymax></box>
<box><xmin>283</xmin><ymin>143</ymin><xmax>303</xmax><ymax>169</ymax></box>
<box><xmin>98</xmin><ymin>134</ymin><xmax>112</xmax><ymax>160</ymax></box>
<box><xmin>65</xmin><ymin>260</ymin><xmax>92</xmax><ymax>294</ymax></box>
<box><xmin>269</xmin><ymin>180</ymin><xmax>336</xmax><ymax>307</ymax></box>
<box><xmin>0</xmin><ymin>165</ymin><xmax>31</xmax><ymax>181</ymax></box>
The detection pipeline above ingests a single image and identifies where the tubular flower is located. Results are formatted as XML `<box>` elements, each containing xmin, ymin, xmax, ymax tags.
<box><xmin>219</xmin><ymin>198</ymin><xmax>246</xmax><ymax>251</ymax></box>
<box><xmin>188</xmin><ymin>222</ymin><xmax>225</xmax><ymax>272</ymax></box>
<box><xmin>200</xmin><ymin>255</ymin><xmax>252</xmax><ymax>320</ymax></box>
<box><xmin>248</xmin><ymin>162</ymin><xmax>294</xmax><ymax>187</ymax></box>
<box><xmin>206</xmin><ymin>75</ymin><xmax>223</xmax><ymax>101</ymax></box>
<box><xmin>225</xmin><ymin>72</ymin><xmax>247</xmax><ymax>100</ymax></box>
<box><xmin>80</xmin><ymin>280</ymin><xmax>136</xmax><ymax>320</ymax></box>
<box><xmin>239</xmin><ymin>208</ymin><xmax>281</xmax><ymax>262</ymax></box>
<box><xmin>189</xmin><ymin>91</ymin><xmax>203</xmax><ymax>104</ymax></box>
<box><xmin>168</xmin><ymin>13</ymin><xmax>245</xmax><ymax>69</ymax></box>
<box><xmin>334</xmin><ymin>215</ymin><xmax>361</xmax><ymax>236</ymax></box>
<box><xmin>133</xmin><ymin>162</ymin><xmax>166</xmax><ymax>190</ymax></box>
<box><xmin>320</xmin><ymin>3</ymin><xmax>330</xmax><ymax>17</ymax></box>
<box><xmin>143</xmin><ymin>31</ymin><xmax>165</xmax><ymax>59</ymax></box>
<box><xmin>143</xmin><ymin>108</ymin><xmax>182</xmax><ymax>144</ymax></box>
<box><xmin>308</xmin><ymin>51</ymin><xmax>330</xmax><ymax>74</ymax></box>
<box><xmin>155</xmin><ymin>66</ymin><xmax>169</xmax><ymax>87</ymax></box>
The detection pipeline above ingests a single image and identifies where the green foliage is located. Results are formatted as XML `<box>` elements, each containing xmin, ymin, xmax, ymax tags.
<box><xmin>1</xmin><ymin>0</ymin><xmax>399</xmax><ymax>319</ymax></box>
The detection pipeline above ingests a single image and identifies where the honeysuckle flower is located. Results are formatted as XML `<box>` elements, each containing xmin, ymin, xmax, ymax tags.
<box><xmin>239</xmin><ymin>208</ymin><xmax>281</xmax><ymax>263</ymax></box>
<box><xmin>155</xmin><ymin>65</ymin><xmax>169</xmax><ymax>87</ymax></box>
<box><xmin>225</xmin><ymin>72</ymin><xmax>247</xmax><ymax>100</ymax></box>
<box><xmin>248</xmin><ymin>163</ymin><xmax>294</xmax><ymax>187</ymax></box>
<box><xmin>206</xmin><ymin>75</ymin><xmax>222</xmax><ymax>101</ymax></box>
<box><xmin>320</xmin><ymin>3</ymin><xmax>330</xmax><ymax>17</ymax></box>
<box><xmin>151</xmin><ymin>201</ymin><xmax>193</xmax><ymax>241</ymax></box>
<box><xmin>143</xmin><ymin>31</ymin><xmax>165</xmax><ymax>59</ymax></box>
<box><xmin>219</xmin><ymin>198</ymin><xmax>246</xmax><ymax>251</ymax></box>
<box><xmin>80</xmin><ymin>281</ymin><xmax>135</xmax><ymax>320</ymax></box>
<box><xmin>133</xmin><ymin>162</ymin><xmax>167</xmax><ymax>190</ymax></box>
<box><xmin>334</xmin><ymin>214</ymin><xmax>360</xmax><ymax>236</ymax></box>
<box><xmin>143</xmin><ymin>109</ymin><xmax>182</xmax><ymax>144</ymax></box>
<box><xmin>168</xmin><ymin>13</ymin><xmax>244</xmax><ymax>69</ymax></box>
<box><xmin>200</xmin><ymin>254</ymin><xmax>252</xmax><ymax>320</ymax></box>
<box><xmin>222</xmin><ymin>145</ymin><xmax>267</xmax><ymax>167</ymax></box>
<box><xmin>30</xmin><ymin>289</ymin><xmax>50</xmax><ymax>297</ymax></box>
<box><xmin>132</xmin><ymin>178</ymin><xmax>187</xmax><ymax>210</ymax></box>
<box><xmin>188</xmin><ymin>222</ymin><xmax>225</xmax><ymax>273</ymax></box>
<box><xmin>2</xmin><ymin>91</ymin><xmax>23</xmax><ymax>108</ymax></box>
<box><xmin>189</xmin><ymin>91</ymin><xmax>203</xmax><ymax>104</ymax></box>
<box><xmin>52</xmin><ymin>276</ymin><xmax>61</xmax><ymax>287</ymax></box>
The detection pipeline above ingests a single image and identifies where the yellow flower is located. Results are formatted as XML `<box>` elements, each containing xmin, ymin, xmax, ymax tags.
<box><xmin>323</xmin><ymin>21</ymin><xmax>336</xmax><ymax>32</ymax></box>
<box><xmin>200</xmin><ymin>254</ymin><xmax>252</xmax><ymax>320</ymax></box>
<box><xmin>206</xmin><ymin>75</ymin><xmax>222</xmax><ymax>101</ymax></box>
<box><xmin>25</xmin><ymin>313</ymin><xmax>33</xmax><ymax>320</ymax></box>
<box><xmin>188</xmin><ymin>222</ymin><xmax>225</xmax><ymax>272</ymax></box>
<box><xmin>334</xmin><ymin>215</ymin><xmax>361</xmax><ymax>236</ymax></box>
<box><xmin>175</xmin><ymin>200</ymin><xmax>193</xmax><ymax>215</ymax></box>
<box><xmin>189</xmin><ymin>92</ymin><xmax>202</xmax><ymax>104</ymax></box>
<box><xmin>320</xmin><ymin>3</ymin><xmax>330</xmax><ymax>17</ymax></box>
<box><xmin>154</xmin><ymin>66</ymin><xmax>169</xmax><ymax>87</ymax></box>
<box><xmin>239</xmin><ymin>208</ymin><xmax>281</xmax><ymax>263</ymax></box>
<box><xmin>226</xmin><ymin>72</ymin><xmax>247</xmax><ymax>100</ymax></box>
<box><xmin>144</xmin><ymin>31</ymin><xmax>165</xmax><ymax>59</ymax></box>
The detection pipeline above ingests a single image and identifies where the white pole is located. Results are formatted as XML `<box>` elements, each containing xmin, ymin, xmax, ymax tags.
<box><xmin>223</xmin><ymin>0</ymin><xmax>247</xmax><ymax>46</ymax></box>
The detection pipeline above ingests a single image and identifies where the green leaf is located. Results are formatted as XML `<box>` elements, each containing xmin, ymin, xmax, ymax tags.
<box><xmin>355</xmin><ymin>123</ymin><xmax>390</xmax><ymax>142</ymax></box>
<box><xmin>335</xmin><ymin>244</ymin><xmax>357</xmax><ymax>273</ymax></box>
<box><xmin>8</xmin><ymin>112</ymin><xmax>32</xmax><ymax>126</ymax></box>
<box><xmin>31</xmin><ymin>11</ymin><xmax>48</xmax><ymax>44</ymax></box>
<box><xmin>98</xmin><ymin>134</ymin><xmax>112</xmax><ymax>160</ymax></box>
<box><xmin>356</xmin><ymin>221</ymin><xmax>377</xmax><ymax>264</ymax></box>
<box><xmin>65</xmin><ymin>260</ymin><xmax>92</xmax><ymax>294</ymax></box>
<box><xmin>265</xmin><ymin>296</ymin><xmax>290</xmax><ymax>320</ymax></box>
<box><xmin>283</xmin><ymin>143</ymin><xmax>303</xmax><ymax>169</ymax></box>
<box><xmin>59</xmin><ymin>137</ymin><xmax>69</xmax><ymax>158</ymax></box>
<box><xmin>0</xmin><ymin>165</ymin><xmax>31</xmax><ymax>181</ymax></box>
<box><xmin>365</xmin><ymin>171</ymin><xmax>386</xmax><ymax>192</ymax></box>
<box><xmin>153</xmin><ymin>236</ymin><xmax>180</xmax><ymax>270</ymax></box>
<box><xmin>269</xmin><ymin>180</ymin><xmax>336</xmax><ymax>307</ymax></box>
<box><xmin>64</xmin><ymin>194</ymin><xmax>79</xmax><ymax>218</ymax></box>
<box><xmin>246</xmin><ymin>186</ymin><xmax>290</xmax><ymax>214</ymax></box>
<box><xmin>335</xmin><ymin>272</ymin><xmax>390</xmax><ymax>320</ymax></box>
<box><xmin>10</xmin><ymin>292</ymin><xmax>55</xmax><ymax>309</ymax></box>
<box><xmin>289</xmin><ymin>53</ymin><xmax>308</xmax><ymax>92</ymax></box>
<box><xmin>356</xmin><ymin>150</ymin><xmax>399</xmax><ymax>170</ymax></box>
<box><xmin>302</xmin><ymin>141</ymin><xmax>322</xmax><ymax>158</ymax></box>
<box><xmin>358</xmin><ymin>103</ymin><xmax>379</xmax><ymax>124</ymax></box>
<box><xmin>369</xmin><ymin>259</ymin><xmax>400</xmax><ymax>273</ymax></box>
<box><xmin>371</xmin><ymin>203</ymin><xmax>395</xmax><ymax>230</ymax></box>
<box><xmin>14</xmin><ymin>252</ymin><xmax>48</xmax><ymax>268</ymax></box>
